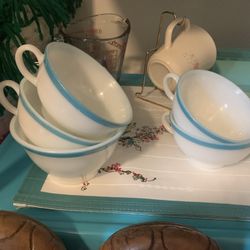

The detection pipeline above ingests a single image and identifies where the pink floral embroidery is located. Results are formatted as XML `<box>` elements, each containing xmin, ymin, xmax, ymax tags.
<box><xmin>98</xmin><ymin>163</ymin><xmax>156</xmax><ymax>182</ymax></box>
<box><xmin>119</xmin><ymin>122</ymin><xmax>166</xmax><ymax>151</ymax></box>
<box><xmin>81</xmin><ymin>181</ymin><xmax>90</xmax><ymax>191</ymax></box>
<box><xmin>80</xmin><ymin>123</ymin><xmax>163</xmax><ymax>191</ymax></box>
<box><xmin>81</xmin><ymin>163</ymin><xmax>157</xmax><ymax>191</ymax></box>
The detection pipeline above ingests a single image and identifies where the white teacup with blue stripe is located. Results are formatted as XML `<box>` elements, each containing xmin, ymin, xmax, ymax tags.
<box><xmin>162</xmin><ymin>112</ymin><xmax>250</xmax><ymax>168</ymax></box>
<box><xmin>15</xmin><ymin>42</ymin><xmax>133</xmax><ymax>140</ymax></box>
<box><xmin>163</xmin><ymin>70</ymin><xmax>250</xmax><ymax>144</ymax></box>
<box><xmin>10</xmin><ymin>116</ymin><xmax>125</xmax><ymax>185</ymax></box>
<box><xmin>0</xmin><ymin>79</ymin><xmax>103</xmax><ymax>149</ymax></box>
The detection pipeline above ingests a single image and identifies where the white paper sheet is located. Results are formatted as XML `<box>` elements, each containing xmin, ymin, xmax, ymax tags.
<box><xmin>41</xmin><ymin>86</ymin><xmax>250</xmax><ymax>206</ymax></box>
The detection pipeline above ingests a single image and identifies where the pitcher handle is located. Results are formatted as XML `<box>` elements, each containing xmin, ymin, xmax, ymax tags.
<box><xmin>164</xmin><ymin>17</ymin><xmax>191</xmax><ymax>49</ymax></box>
<box><xmin>15</xmin><ymin>44</ymin><xmax>44</xmax><ymax>85</ymax></box>
<box><xmin>0</xmin><ymin>80</ymin><xmax>20</xmax><ymax>115</ymax></box>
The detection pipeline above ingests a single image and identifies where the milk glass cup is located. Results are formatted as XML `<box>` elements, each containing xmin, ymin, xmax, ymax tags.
<box><xmin>61</xmin><ymin>13</ymin><xmax>131</xmax><ymax>81</ymax></box>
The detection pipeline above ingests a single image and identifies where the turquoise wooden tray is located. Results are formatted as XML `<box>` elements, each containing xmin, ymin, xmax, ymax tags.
<box><xmin>1</xmin><ymin>48</ymin><xmax>250</xmax><ymax>250</ymax></box>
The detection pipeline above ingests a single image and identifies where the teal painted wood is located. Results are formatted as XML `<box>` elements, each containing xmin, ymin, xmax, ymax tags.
<box><xmin>1</xmin><ymin>118</ymin><xmax>250</xmax><ymax>250</ymax></box>
<box><xmin>0</xmin><ymin>135</ymin><xmax>31</xmax><ymax>211</ymax></box>
<box><xmin>2</xmin><ymin>119</ymin><xmax>250</xmax><ymax>250</ymax></box>
<box><xmin>13</xmin><ymin>163</ymin><xmax>250</xmax><ymax>221</ymax></box>
<box><xmin>2</xmin><ymin>49</ymin><xmax>250</xmax><ymax>249</ymax></box>
<box><xmin>16</xmin><ymin>207</ymin><xmax>250</xmax><ymax>250</ymax></box>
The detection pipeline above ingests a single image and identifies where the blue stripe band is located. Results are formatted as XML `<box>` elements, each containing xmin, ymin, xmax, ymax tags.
<box><xmin>175</xmin><ymin>88</ymin><xmax>240</xmax><ymax>144</ymax></box>
<box><xmin>24</xmin><ymin>143</ymin><xmax>113</xmax><ymax>158</ymax></box>
<box><xmin>170</xmin><ymin>114</ymin><xmax>250</xmax><ymax>150</ymax></box>
<box><xmin>10</xmin><ymin>116</ymin><xmax>125</xmax><ymax>158</ymax></box>
<box><xmin>20</xmin><ymin>94</ymin><xmax>96</xmax><ymax>146</ymax></box>
<box><xmin>22</xmin><ymin>127</ymin><xmax>124</xmax><ymax>157</ymax></box>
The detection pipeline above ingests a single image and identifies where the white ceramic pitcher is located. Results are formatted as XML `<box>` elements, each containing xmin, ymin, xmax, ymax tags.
<box><xmin>147</xmin><ymin>17</ymin><xmax>217</xmax><ymax>90</ymax></box>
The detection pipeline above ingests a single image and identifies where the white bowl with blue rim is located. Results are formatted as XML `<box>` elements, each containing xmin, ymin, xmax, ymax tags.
<box><xmin>162</xmin><ymin>112</ymin><xmax>250</xmax><ymax>168</ymax></box>
<box><xmin>0</xmin><ymin>79</ymin><xmax>102</xmax><ymax>149</ymax></box>
<box><xmin>163</xmin><ymin>70</ymin><xmax>250</xmax><ymax>144</ymax></box>
<box><xmin>15</xmin><ymin>42</ymin><xmax>133</xmax><ymax>140</ymax></box>
<box><xmin>10</xmin><ymin>116</ymin><xmax>125</xmax><ymax>185</ymax></box>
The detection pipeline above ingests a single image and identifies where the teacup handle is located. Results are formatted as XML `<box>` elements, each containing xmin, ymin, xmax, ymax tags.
<box><xmin>163</xmin><ymin>73</ymin><xmax>179</xmax><ymax>101</ymax></box>
<box><xmin>15</xmin><ymin>44</ymin><xmax>44</xmax><ymax>85</ymax></box>
<box><xmin>161</xmin><ymin>112</ymin><xmax>173</xmax><ymax>134</ymax></box>
<box><xmin>0</xmin><ymin>80</ymin><xmax>19</xmax><ymax>115</ymax></box>
<box><xmin>165</xmin><ymin>17</ymin><xmax>191</xmax><ymax>49</ymax></box>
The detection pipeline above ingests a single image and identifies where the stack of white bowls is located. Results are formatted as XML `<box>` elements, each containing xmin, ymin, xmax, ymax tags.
<box><xmin>0</xmin><ymin>42</ymin><xmax>133</xmax><ymax>185</ymax></box>
<box><xmin>162</xmin><ymin>69</ymin><xmax>250</xmax><ymax>169</ymax></box>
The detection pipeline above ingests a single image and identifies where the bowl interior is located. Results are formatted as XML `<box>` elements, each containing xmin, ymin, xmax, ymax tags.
<box><xmin>46</xmin><ymin>42</ymin><xmax>132</xmax><ymax>124</ymax></box>
<box><xmin>178</xmin><ymin>70</ymin><xmax>250</xmax><ymax>141</ymax></box>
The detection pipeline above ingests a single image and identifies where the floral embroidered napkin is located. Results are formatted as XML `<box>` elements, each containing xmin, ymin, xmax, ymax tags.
<box><xmin>40</xmin><ymin>86</ymin><xmax>250</xmax><ymax>206</ymax></box>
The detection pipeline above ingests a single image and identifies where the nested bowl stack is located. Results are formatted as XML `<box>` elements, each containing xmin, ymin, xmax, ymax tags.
<box><xmin>162</xmin><ymin>69</ymin><xmax>250</xmax><ymax>168</ymax></box>
<box><xmin>0</xmin><ymin>42</ymin><xmax>133</xmax><ymax>185</ymax></box>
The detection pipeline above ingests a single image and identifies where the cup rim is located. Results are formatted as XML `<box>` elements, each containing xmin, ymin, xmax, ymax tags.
<box><xmin>10</xmin><ymin>116</ymin><xmax>126</xmax><ymax>158</ymax></box>
<box><xmin>44</xmin><ymin>42</ymin><xmax>132</xmax><ymax>128</ymax></box>
<box><xmin>168</xmin><ymin>113</ymin><xmax>250</xmax><ymax>150</ymax></box>
<box><xmin>176</xmin><ymin>69</ymin><xmax>250</xmax><ymax>144</ymax></box>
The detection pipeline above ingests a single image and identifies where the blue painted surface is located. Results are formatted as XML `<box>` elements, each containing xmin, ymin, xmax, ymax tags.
<box><xmin>2</xmin><ymin>57</ymin><xmax>250</xmax><ymax>249</ymax></box>
<box><xmin>2</xmin><ymin>115</ymin><xmax>250</xmax><ymax>250</ymax></box>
